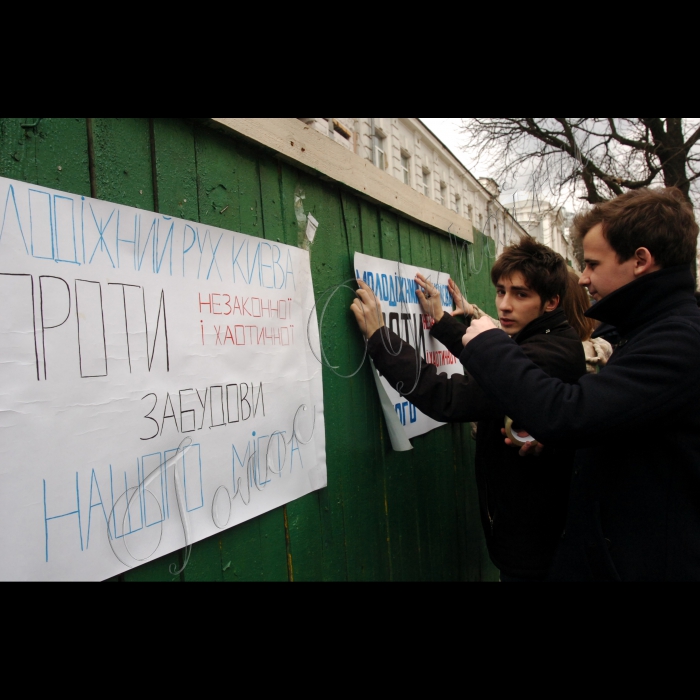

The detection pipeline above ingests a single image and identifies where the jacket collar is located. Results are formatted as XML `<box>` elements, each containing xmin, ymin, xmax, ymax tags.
<box><xmin>585</xmin><ymin>264</ymin><xmax>696</xmax><ymax>337</ymax></box>
<box><xmin>515</xmin><ymin>308</ymin><xmax>571</xmax><ymax>344</ymax></box>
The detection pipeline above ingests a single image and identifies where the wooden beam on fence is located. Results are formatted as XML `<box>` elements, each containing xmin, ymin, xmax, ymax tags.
<box><xmin>209</xmin><ymin>118</ymin><xmax>474</xmax><ymax>243</ymax></box>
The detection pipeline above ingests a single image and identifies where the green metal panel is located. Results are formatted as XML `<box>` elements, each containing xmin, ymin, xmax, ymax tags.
<box><xmin>0</xmin><ymin>117</ymin><xmax>499</xmax><ymax>582</ymax></box>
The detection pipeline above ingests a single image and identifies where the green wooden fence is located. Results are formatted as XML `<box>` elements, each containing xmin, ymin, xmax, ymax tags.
<box><xmin>0</xmin><ymin>117</ymin><xmax>501</xmax><ymax>581</ymax></box>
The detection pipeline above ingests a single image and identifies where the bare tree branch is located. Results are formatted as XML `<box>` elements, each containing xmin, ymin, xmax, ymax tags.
<box><xmin>460</xmin><ymin>117</ymin><xmax>699</xmax><ymax>208</ymax></box>
<box><xmin>685</xmin><ymin>124</ymin><xmax>700</xmax><ymax>153</ymax></box>
<box><xmin>606</xmin><ymin>118</ymin><xmax>654</xmax><ymax>152</ymax></box>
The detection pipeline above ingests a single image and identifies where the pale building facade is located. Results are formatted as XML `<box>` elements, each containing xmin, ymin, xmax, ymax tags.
<box><xmin>298</xmin><ymin>118</ymin><xmax>526</xmax><ymax>248</ymax></box>
<box><xmin>503</xmin><ymin>193</ymin><xmax>579</xmax><ymax>270</ymax></box>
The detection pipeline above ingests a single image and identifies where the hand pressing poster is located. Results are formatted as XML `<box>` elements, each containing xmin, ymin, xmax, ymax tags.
<box><xmin>0</xmin><ymin>176</ymin><xmax>326</xmax><ymax>581</ymax></box>
<box><xmin>354</xmin><ymin>252</ymin><xmax>463</xmax><ymax>449</ymax></box>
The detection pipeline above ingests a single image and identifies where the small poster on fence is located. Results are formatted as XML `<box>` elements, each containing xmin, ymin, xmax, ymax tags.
<box><xmin>354</xmin><ymin>252</ymin><xmax>463</xmax><ymax>449</ymax></box>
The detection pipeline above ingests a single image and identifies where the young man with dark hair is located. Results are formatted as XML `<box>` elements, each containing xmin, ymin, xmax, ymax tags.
<box><xmin>462</xmin><ymin>187</ymin><xmax>700</xmax><ymax>581</ymax></box>
<box><xmin>351</xmin><ymin>237</ymin><xmax>586</xmax><ymax>581</ymax></box>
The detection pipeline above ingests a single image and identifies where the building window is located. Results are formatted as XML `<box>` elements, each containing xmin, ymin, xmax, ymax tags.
<box><xmin>455</xmin><ymin>195</ymin><xmax>461</xmax><ymax>215</ymax></box>
<box><xmin>332</xmin><ymin>119</ymin><xmax>352</xmax><ymax>141</ymax></box>
<box><xmin>423</xmin><ymin>171</ymin><xmax>431</xmax><ymax>197</ymax></box>
<box><xmin>373</xmin><ymin>135</ymin><xmax>386</xmax><ymax>170</ymax></box>
<box><xmin>401</xmin><ymin>155</ymin><xmax>411</xmax><ymax>185</ymax></box>
<box><xmin>440</xmin><ymin>184</ymin><xmax>447</xmax><ymax>207</ymax></box>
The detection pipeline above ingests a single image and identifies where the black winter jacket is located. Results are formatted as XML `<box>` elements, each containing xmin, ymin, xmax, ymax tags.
<box><xmin>367</xmin><ymin>309</ymin><xmax>586</xmax><ymax>579</ymax></box>
<box><xmin>460</xmin><ymin>266</ymin><xmax>700</xmax><ymax>581</ymax></box>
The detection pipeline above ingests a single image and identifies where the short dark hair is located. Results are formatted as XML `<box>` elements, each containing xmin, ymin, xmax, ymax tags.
<box><xmin>573</xmin><ymin>187</ymin><xmax>698</xmax><ymax>268</ymax></box>
<box><xmin>490</xmin><ymin>236</ymin><xmax>569</xmax><ymax>305</ymax></box>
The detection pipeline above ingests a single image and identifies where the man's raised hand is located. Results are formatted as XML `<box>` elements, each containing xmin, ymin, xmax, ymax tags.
<box><xmin>415</xmin><ymin>273</ymin><xmax>444</xmax><ymax>323</ymax></box>
<box><xmin>351</xmin><ymin>279</ymin><xmax>385</xmax><ymax>340</ymax></box>
<box><xmin>462</xmin><ymin>315</ymin><xmax>498</xmax><ymax>346</ymax></box>
<box><xmin>448</xmin><ymin>279</ymin><xmax>474</xmax><ymax>318</ymax></box>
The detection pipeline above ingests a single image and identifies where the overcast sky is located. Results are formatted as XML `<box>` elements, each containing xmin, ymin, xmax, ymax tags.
<box><xmin>420</xmin><ymin>118</ymin><xmax>529</xmax><ymax>202</ymax></box>
<box><xmin>419</xmin><ymin>118</ymin><xmax>481</xmax><ymax>175</ymax></box>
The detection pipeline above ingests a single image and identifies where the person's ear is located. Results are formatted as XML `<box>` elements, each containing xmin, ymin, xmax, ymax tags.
<box><xmin>544</xmin><ymin>295</ymin><xmax>560</xmax><ymax>312</ymax></box>
<box><xmin>633</xmin><ymin>247</ymin><xmax>659</xmax><ymax>276</ymax></box>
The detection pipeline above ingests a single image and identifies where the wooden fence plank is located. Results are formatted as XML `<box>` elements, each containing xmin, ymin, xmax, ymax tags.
<box><xmin>147</xmin><ymin>117</ymin><xmax>203</xmax><ymax>581</ymax></box>
<box><xmin>176</xmin><ymin>123</ymin><xmax>248</xmax><ymax>583</ymax></box>
<box><xmin>395</xmin><ymin>219</ymin><xmax>428</xmax><ymax>579</ymax></box>
<box><xmin>0</xmin><ymin>119</ymin><xmax>30</xmax><ymax>182</ymax></box>
<box><xmin>90</xmin><ymin>117</ymin><xmax>182</xmax><ymax>582</ymax></box>
<box><xmin>407</xmin><ymin>221</ymin><xmax>444</xmax><ymax>580</ymax></box>
<box><xmin>375</xmin><ymin>208</ymin><xmax>405</xmax><ymax>582</ymax></box>
<box><xmin>377</xmin><ymin>210</ymin><xmax>424</xmax><ymax>581</ymax></box>
<box><xmin>304</xmin><ymin>174</ymin><xmax>364</xmax><ymax>580</ymax></box>
<box><xmin>345</xmin><ymin>200</ymin><xmax>391</xmax><ymax>581</ymax></box>
<box><xmin>275</xmin><ymin>167</ymin><xmax>349</xmax><ymax>582</ymax></box>
<box><xmin>258</xmin><ymin>157</ymin><xmax>326</xmax><ymax>582</ymax></box>
<box><xmin>8</xmin><ymin>119</ymin><xmax>105</xmax><ymax>577</ymax></box>
<box><xmin>269</xmin><ymin>164</ymin><xmax>327</xmax><ymax>581</ymax></box>
<box><xmin>92</xmin><ymin>118</ymin><xmax>154</xmax><ymax>206</ymax></box>
<box><xmin>257</xmin><ymin>154</ymin><xmax>309</xmax><ymax>582</ymax></box>
<box><xmin>435</xmin><ymin>232</ymin><xmax>462</xmax><ymax>582</ymax></box>
<box><xmin>151</xmin><ymin>118</ymin><xmax>199</xmax><ymax>223</ymax></box>
<box><xmin>417</xmin><ymin>232</ymin><xmax>454</xmax><ymax>581</ymax></box>
<box><xmin>223</xmin><ymin>141</ymin><xmax>288</xmax><ymax>582</ymax></box>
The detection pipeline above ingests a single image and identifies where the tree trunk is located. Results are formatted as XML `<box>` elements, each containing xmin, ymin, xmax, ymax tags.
<box><xmin>657</xmin><ymin>118</ymin><xmax>692</xmax><ymax>202</ymax></box>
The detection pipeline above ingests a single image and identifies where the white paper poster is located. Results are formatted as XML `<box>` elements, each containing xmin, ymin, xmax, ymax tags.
<box><xmin>354</xmin><ymin>252</ymin><xmax>463</xmax><ymax>444</ymax></box>
<box><xmin>0</xmin><ymin>176</ymin><xmax>326</xmax><ymax>581</ymax></box>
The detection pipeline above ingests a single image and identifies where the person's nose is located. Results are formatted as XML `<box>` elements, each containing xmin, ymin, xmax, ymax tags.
<box><xmin>579</xmin><ymin>272</ymin><xmax>591</xmax><ymax>287</ymax></box>
<box><xmin>498</xmin><ymin>294</ymin><xmax>513</xmax><ymax>312</ymax></box>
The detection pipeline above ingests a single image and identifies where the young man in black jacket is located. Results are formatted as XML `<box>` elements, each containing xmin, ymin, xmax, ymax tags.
<box><xmin>351</xmin><ymin>238</ymin><xmax>586</xmax><ymax>581</ymax></box>
<box><xmin>462</xmin><ymin>187</ymin><xmax>700</xmax><ymax>581</ymax></box>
